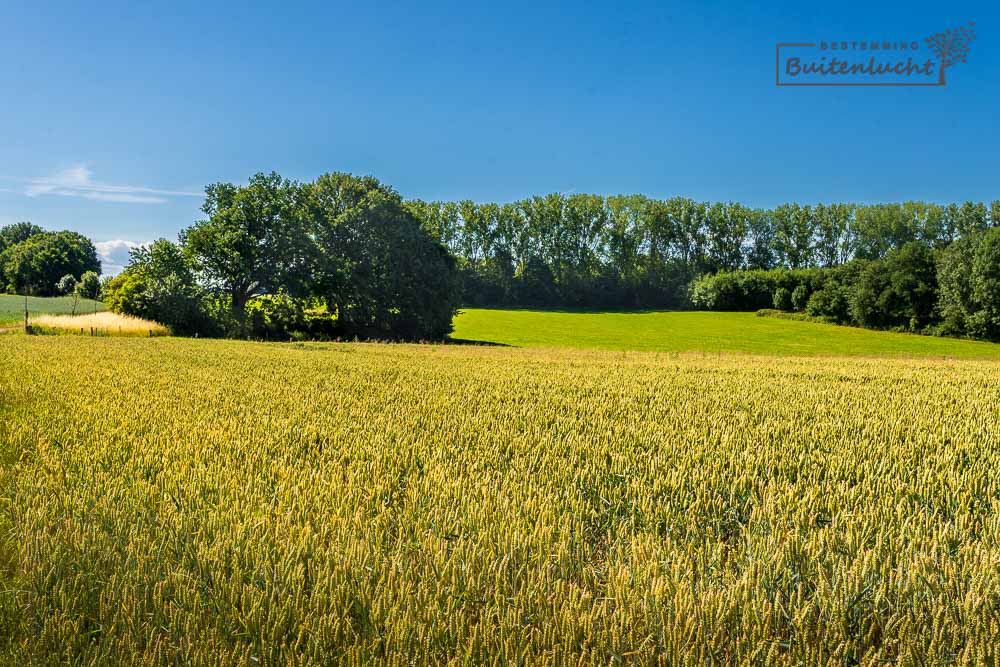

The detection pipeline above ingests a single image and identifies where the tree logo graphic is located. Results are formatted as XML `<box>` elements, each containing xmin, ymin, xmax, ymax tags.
<box><xmin>925</xmin><ymin>22</ymin><xmax>976</xmax><ymax>85</ymax></box>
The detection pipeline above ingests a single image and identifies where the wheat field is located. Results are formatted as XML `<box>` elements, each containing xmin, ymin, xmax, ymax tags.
<box><xmin>1</xmin><ymin>336</ymin><xmax>999</xmax><ymax>664</ymax></box>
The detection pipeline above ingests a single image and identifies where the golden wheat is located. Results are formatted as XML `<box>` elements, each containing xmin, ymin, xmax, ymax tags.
<box><xmin>30</xmin><ymin>311</ymin><xmax>170</xmax><ymax>336</ymax></box>
<box><xmin>1</xmin><ymin>336</ymin><xmax>999</xmax><ymax>665</ymax></box>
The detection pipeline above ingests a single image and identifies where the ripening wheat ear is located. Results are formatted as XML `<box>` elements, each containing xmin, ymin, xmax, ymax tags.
<box><xmin>1</xmin><ymin>338</ymin><xmax>1000</xmax><ymax>663</ymax></box>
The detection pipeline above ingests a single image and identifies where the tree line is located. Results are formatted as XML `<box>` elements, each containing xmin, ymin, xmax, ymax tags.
<box><xmin>689</xmin><ymin>225</ymin><xmax>1000</xmax><ymax>340</ymax></box>
<box><xmin>7</xmin><ymin>176</ymin><xmax>1000</xmax><ymax>342</ymax></box>
<box><xmin>105</xmin><ymin>172</ymin><xmax>461</xmax><ymax>340</ymax></box>
<box><xmin>404</xmin><ymin>196</ymin><xmax>1000</xmax><ymax>308</ymax></box>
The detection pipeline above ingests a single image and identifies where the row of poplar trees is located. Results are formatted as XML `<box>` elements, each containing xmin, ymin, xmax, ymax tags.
<box><xmin>405</xmin><ymin>197</ymin><xmax>999</xmax><ymax>308</ymax></box>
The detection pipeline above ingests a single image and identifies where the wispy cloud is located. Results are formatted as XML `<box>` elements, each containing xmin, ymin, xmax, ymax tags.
<box><xmin>95</xmin><ymin>239</ymin><xmax>148</xmax><ymax>275</ymax></box>
<box><xmin>23</xmin><ymin>165</ymin><xmax>200</xmax><ymax>205</ymax></box>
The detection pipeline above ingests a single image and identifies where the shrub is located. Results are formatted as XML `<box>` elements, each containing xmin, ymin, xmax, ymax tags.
<box><xmin>791</xmin><ymin>284</ymin><xmax>809</xmax><ymax>312</ymax></box>
<box><xmin>106</xmin><ymin>240</ymin><xmax>217</xmax><ymax>337</ymax></box>
<box><xmin>773</xmin><ymin>287</ymin><xmax>792</xmax><ymax>311</ymax></box>
<box><xmin>690</xmin><ymin>268</ymin><xmax>824</xmax><ymax>311</ymax></box>
<box><xmin>805</xmin><ymin>285</ymin><xmax>850</xmax><ymax>322</ymax></box>
<box><xmin>303</xmin><ymin>303</ymin><xmax>337</xmax><ymax>339</ymax></box>
<box><xmin>849</xmin><ymin>261</ymin><xmax>891</xmax><ymax>328</ymax></box>
<box><xmin>56</xmin><ymin>274</ymin><xmax>77</xmax><ymax>296</ymax></box>
<box><xmin>103</xmin><ymin>273</ymin><xmax>147</xmax><ymax>317</ymax></box>
<box><xmin>884</xmin><ymin>242</ymin><xmax>938</xmax><ymax>330</ymax></box>
<box><xmin>78</xmin><ymin>271</ymin><xmax>101</xmax><ymax>300</ymax></box>
<box><xmin>246</xmin><ymin>291</ymin><xmax>307</xmax><ymax>340</ymax></box>
<box><xmin>848</xmin><ymin>243</ymin><xmax>938</xmax><ymax>331</ymax></box>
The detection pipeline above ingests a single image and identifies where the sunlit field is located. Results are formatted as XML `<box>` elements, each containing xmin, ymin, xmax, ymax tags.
<box><xmin>2</xmin><ymin>335</ymin><xmax>999</xmax><ymax>664</ymax></box>
<box><xmin>0</xmin><ymin>294</ymin><xmax>106</xmax><ymax>327</ymax></box>
<box><xmin>451</xmin><ymin>308</ymin><xmax>1000</xmax><ymax>359</ymax></box>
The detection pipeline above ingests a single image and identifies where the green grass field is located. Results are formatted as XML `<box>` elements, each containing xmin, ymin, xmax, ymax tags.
<box><xmin>0</xmin><ymin>294</ymin><xmax>106</xmax><ymax>327</ymax></box>
<box><xmin>451</xmin><ymin>308</ymin><xmax>1000</xmax><ymax>359</ymax></box>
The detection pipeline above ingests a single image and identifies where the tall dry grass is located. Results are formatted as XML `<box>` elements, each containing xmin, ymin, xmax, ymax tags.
<box><xmin>30</xmin><ymin>311</ymin><xmax>169</xmax><ymax>337</ymax></box>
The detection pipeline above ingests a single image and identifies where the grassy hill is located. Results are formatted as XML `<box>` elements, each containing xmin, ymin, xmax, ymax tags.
<box><xmin>0</xmin><ymin>294</ymin><xmax>106</xmax><ymax>327</ymax></box>
<box><xmin>451</xmin><ymin>308</ymin><xmax>1000</xmax><ymax>359</ymax></box>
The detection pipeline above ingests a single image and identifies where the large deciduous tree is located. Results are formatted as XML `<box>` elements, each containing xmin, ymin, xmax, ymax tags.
<box><xmin>307</xmin><ymin>172</ymin><xmax>461</xmax><ymax>339</ymax></box>
<box><xmin>1</xmin><ymin>230</ymin><xmax>100</xmax><ymax>295</ymax></box>
<box><xmin>182</xmin><ymin>172</ymin><xmax>312</xmax><ymax>320</ymax></box>
<box><xmin>0</xmin><ymin>222</ymin><xmax>44</xmax><ymax>255</ymax></box>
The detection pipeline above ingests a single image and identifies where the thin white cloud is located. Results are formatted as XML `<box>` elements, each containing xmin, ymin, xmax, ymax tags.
<box><xmin>24</xmin><ymin>165</ymin><xmax>201</xmax><ymax>205</ymax></box>
<box><xmin>95</xmin><ymin>239</ymin><xmax>148</xmax><ymax>275</ymax></box>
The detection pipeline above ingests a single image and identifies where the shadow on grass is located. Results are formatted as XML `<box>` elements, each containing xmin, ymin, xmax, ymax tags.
<box><xmin>458</xmin><ymin>306</ymin><xmax>674</xmax><ymax>315</ymax></box>
<box><xmin>445</xmin><ymin>337</ymin><xmax>511</xmax><ymax>347</ymax></box>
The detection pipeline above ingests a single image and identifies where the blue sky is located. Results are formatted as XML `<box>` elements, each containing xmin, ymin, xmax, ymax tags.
<box><xmin>0</xmin><ymin>0</ymin><xmax>996</xmax><ymax>272</ymax></box>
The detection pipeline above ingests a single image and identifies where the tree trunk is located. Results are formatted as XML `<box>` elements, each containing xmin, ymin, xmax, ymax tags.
<box><xmin>231</xmin><ymin>288</ymin><xmax>249</xmax><ymax>321</ymax></box>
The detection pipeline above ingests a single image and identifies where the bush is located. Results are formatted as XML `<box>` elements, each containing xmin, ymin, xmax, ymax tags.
<box><xmin>106</xmin><ymin>240</ymin><xmax>218</xmax><ymax>337</ymax></box>
<box><xmin>773</xmin><ymin>287</ymin><xmax>792</xmax><ymax>311</ymax></box>
<box><xmin>805</xmin><ymin>285</ymin><xmax>850</xmax><ymax>322</ymax></box>
<box><xmin>849</xmin><ymin>243</ymin><xmax>937</xmax><ymax>331</ymax></box>
<box><xmin>791</xmin><ymin>284</ymin><xmax>809</xmax><ymax>312</ymax></box>
<box><xmin>246</xmin><ymin>292</ymin><xmax>306</xmax><ymax>340</ymax></box>
<box><xmin>56</xmin><ymin>274</ymin><xmax>77</xmax><ymax>296</ymax></box>
<box><xmin>78</xmin><ymin>271</ymin><xmax>101</xmax><ymax>300</ymax></box>
<box><xmin>690</xmin><ymin>268</ymin><xmax>824</xmax><ymax>311</ymax></box>
<box><xmin>103</xmin><ymin>273</ymin><xmax>146</xmax><ymax>315</ymax></box>
<box><xmin>303</xmin><ymin>303</ymin><xmax>337</xmax><ymax>339</ymax></box>
<box><xmin>849</xmin><ymin>261</ymin><xmax>891</xmax><ymax>328</ymax></box>
<box><xmin>884</xmin><ymin>242</ymin><xmax>938</xmax><ymax>330</ymax></box>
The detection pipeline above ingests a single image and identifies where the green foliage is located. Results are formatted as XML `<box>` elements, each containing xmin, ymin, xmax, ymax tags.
<box><xmin>77</xmin><ymin>271</ymin><xmax>100</xmax><ymax>300</ymax></box>
<box><xmin>0</xmin><ymin>222</ymin><xmax>44</xmax><ymax>254</ymax></box>
<box><xmin>183</xmin><ymin>172</ymin><xmax>312</xmax><ymax>319</ymax></box>
<box><xmin>174</xmin><ymin>171</ymin><xmax>461</xmax><ymax>340</ymax></box>
<box><xmin>805</xmin><ymin>284</ymin><xmax>850</xmax><ymax>322</ymax></box>
<box><xmin>848</xmin><ymin>243</ymin><xmax>938</xmax><ymax>331</ymax></box>
<box><xmin>791</xmin><ymin>284</ymin><xmax>809</xmax><ymax>312</ymax></box>
<box><xmin>695</xmin><ymin>245</ymin><xmax>954</xmax><ymax>336</ymax></box>
<box><xmin>246</xmin><ymin>291</ymin><xmax>305</xmax><ymax>340</ymax></box>
<box><xmin>307</xmin><ymin>172</ymin><xmax>461</xmax><ymax>340</ymax></box>
<box><xmin>849</xmin><ymin>261</ymin><xmax>891</xmax><ymax>329</ymax></box>
<box><xmin>968</xmin><ymin>228</ymin><xmax>1000</xmax><ymax>339</ymax></box>
<box><xmin>245</xmin><ymin>293</ymin><xmax>339</xmax><ymax>341</ymax></box>
<box><xmin>689</xmin><ymin>268</ymin><xmax>823</xmax><ymax>311</ymax></box>
<box><xmin>773</xmin><ymin>287</ymin><xmax>792</xmax><ymax>312</ymax></box>
<box><xmin>937</xmin><ymin>234</ymin><xmax>978</xmax><ymax>335</ymax></box>
<box><xmin>516</xmin><ymin>256</ymin><xmax>557</xmax><ymax>306</ymax></box>
<box><xmin>102</xmin><ymin>273</ymin><xmax>145</xmax><ymax>316</ymax></box>
<box><xmin>406</xmin><ymin>195</ymin><xmax>1000</xmax><ymax>310</ymax></box>
<box><xmin>884</xmin><ymin>242</ymin><xmax>938</xmax><ymax>329</ymax></box>
<box><xmin>106</xmin><ymin>240</ymin><xmax>215</xmax><ymax>336</ymax></box>
<box><xmin>56</xmin><ymin>274</ymin><xmax>77</xmax><ymax>296</ymax></box>
<box><xmin>0</xmin><ymin>231</ymin><xmax>100</xmax><ymax>296</ymax></box>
